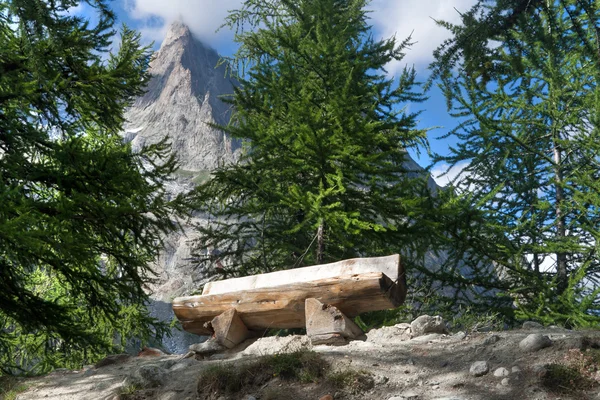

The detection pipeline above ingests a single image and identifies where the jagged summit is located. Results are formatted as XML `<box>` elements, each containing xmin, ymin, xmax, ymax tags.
<box><xmin>123</xmin><ymin>21</ymin><xmax>239</xmax><ymax>172</ymax></box>
<box><xmin>161</xmin><ymin>20</ymin><xmax>192</xmax><ymax>49</ymax></box>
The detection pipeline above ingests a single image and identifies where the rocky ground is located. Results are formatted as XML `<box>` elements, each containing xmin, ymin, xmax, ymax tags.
<box><xmin>11</xmin><ymin>319</ymin><xmax>600</xmax><ymax>400</ymax></box>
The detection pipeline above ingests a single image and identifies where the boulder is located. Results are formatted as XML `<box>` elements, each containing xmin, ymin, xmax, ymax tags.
<box><xmin>410</xmin><ymin>315</ymin><xmax>448</xmax><ymax>337</ymax></box>
<box><xmin>519</xmin><ymin>334</ymin><xmax>552</xmax><ymax>352</ymax></box>
<box><xmin>469</xmin><ymin>361</ymin><xmax>489</xmax><ymax>377</ymax></box>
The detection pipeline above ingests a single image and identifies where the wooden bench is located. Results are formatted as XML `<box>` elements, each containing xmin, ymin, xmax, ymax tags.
<box><xmin>172</xmin><ymin>254</ymin><xmax>406</xmax><ymax>347</ymax></box>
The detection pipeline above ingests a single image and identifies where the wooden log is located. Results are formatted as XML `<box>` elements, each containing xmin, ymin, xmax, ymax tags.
<box><xmin>202</xmin><ymin>254</ymin><xmax>403</xmax><ymax>295</ymax></box>
<box><xmin>305</xmin><ymin>298</ymin><xmax>364</xmax><ymax>345</ymax></box>
<box><xmin>211</xmin><ymin>309</ymin><xmax>250</xmax><ymax>349</ymax></box>
<box><xmin>173</xmin><ymin>272</ymin><xmax>403</xmax><ymax>335</ymax></box>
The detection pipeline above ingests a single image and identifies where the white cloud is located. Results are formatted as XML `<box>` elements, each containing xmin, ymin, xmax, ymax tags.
<box><xmin>369</xmin><ymin>0</ymin><xmax>476</xmax><ymax>73</ymax></box>
<box><xmin>124</xmin><ymin>0</ymin><xmax>243</xmax><ymax>46</ymax></box>
<box><xmin>430</xmin><ymin>161</ymin><xmax>470</xmax><ymax>187</ymax></box>
<box><xmin>124</xmin><ymin>0</ymin><xmax>476</xmax><ymax>66</ymax></box>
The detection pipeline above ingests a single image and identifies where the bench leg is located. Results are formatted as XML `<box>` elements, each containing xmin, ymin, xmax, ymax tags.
<box><xmin>305</xmin><ymin>298</ymin><xmax>364</xmax><ymax>345</ymax></box>
<box><xmin>210</xmin><ymin>308</ymin><xmax>250</xmax><ymax>349</ymax></box>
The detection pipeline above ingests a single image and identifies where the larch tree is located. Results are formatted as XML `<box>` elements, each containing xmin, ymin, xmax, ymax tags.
<box><xmin>430</xmin><ymin>0</ymin><xmax>600</xmax><ymax>326</ymax></box>
<box><xmin>0</xmin><ymin>0</ymin><xmax>187</xmax><ymax>373</ymax></box>
<box><xmin>192</xmin><ymin>0</ymin><xmax>437</xmax><ymax>277</ymax></box>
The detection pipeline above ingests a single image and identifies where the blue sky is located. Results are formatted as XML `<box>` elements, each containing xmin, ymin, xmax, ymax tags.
<box><xmin>89</xmin><ymin>0</ymin><xmax>478</xmax><ymax>185</ymax></box>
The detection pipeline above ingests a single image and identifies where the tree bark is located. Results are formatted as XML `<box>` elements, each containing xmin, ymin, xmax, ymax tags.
<box><xmin>316</xmin><ymin>221</ymin><xmax>325</xmax><ymax>264</ymax></box>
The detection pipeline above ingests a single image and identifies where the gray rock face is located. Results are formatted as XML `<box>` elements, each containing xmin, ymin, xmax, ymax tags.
<box><xmin>519</xmin><ymin>333</ymin><xmax>552</xmax><ymax>352</ymax></box>
<box><xmin>124</xmin><ymin>21</ymin><xmax>239</xmax><ymax>172</ymax></box>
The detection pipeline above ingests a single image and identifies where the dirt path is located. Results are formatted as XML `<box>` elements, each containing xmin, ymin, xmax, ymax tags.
<box><xmin>13</xmin><ymin>327</ymin><xmax>600</xmax><ymax>400</ymax></box>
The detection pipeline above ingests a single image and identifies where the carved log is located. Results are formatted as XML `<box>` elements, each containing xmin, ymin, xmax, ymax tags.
<box><xmin>305</xmin><ymin>298</ymin><xmax>364</xmax><ymax>345</ymax></box>
<box><xmin>202</xmin><ymin>254</ymin><xmax>403</xmax><ymax>295</ymax></box>
<box><xmin>173</xmin><ymin>272</ymin><xmax>403</xmax><ymax>335</ymax></box>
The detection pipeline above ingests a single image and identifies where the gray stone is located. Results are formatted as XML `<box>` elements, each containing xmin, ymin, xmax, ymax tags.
<box><xmin>493</xmin><ymin>367</ymin><xmax>509</xmax><ymax>377</ymax></box>
<box><xmin>522</xmin><ymin>321</ymin><xmax>544</xmax><ymax>330</ymax></box>
<box><xmin>484</xmin><ymin>334</ymin><xmax>501</xmax><ymax>345</ymax></box>
<box><xmin>242</xmin><ymin>335</ymin><xmax>311</xmax><ymax>357</ymax></box>
<box><xmin>519</xmin><ymin>334</ymin><xmax>552</xmax><ymax>352</ymax></box>
<box><xmin>501</xmin><ymin>378</ymin><xmax>510</xmax><ymax>386</ymax></box>
<box><xmin>189</xmin><ymin>339</ymin><xmax>225</xmax><ymax>354</ymax></box>
<box><xmin>411</xmin><ymin>315</ymin><xmax>448</xmax><ymax>337</ymax></box>
<box><xmin>242</xmin><ymin>396</ymin><xmax>257</xmax><ymax>400</ymax></box>
<box><xmin>511</xmin><ymin>366</ymin><xmax>522</xmax><ymax>373</ymax></box>
<box><xmin>470</xmin><ymin>361</ymin><xmax>490</xmax><ymax>377</ymax></box>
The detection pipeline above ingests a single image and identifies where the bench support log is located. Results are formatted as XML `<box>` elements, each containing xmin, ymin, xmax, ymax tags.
<box><xmin>210</xmin><ymin>308</ymin><xmax>251</xmax><ymax>349</ymax></box>
<box><xmin>305</xmin><ymin>298</ymin><xmax>364</xmax><ymax>345</ymax></box>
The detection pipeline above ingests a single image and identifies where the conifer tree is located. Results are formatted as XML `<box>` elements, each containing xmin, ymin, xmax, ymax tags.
<box><xmin>193</xmin><ymin>0</ymin><xmax>435</xmax><ymax>276</ymax></box>
<box><xmin>0</xmin><ymin>0</ymin><xmax>187</xmax><ymax>373</ymax></box>
<box><xmin>430</xmin><ymin>0</ymin><xmax>600</xmax><ymax>326</ymax></box>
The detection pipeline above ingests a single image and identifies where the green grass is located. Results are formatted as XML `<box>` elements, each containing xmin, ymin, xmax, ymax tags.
<box><xmin>197</xmin><ymin>350</ymin><xmax>372</xmax><ymax>398</ymax></box>
<box><xmin>0</xmin><ymin>376</ymin><xmax>29</xmax><ymax>400</ymax></box>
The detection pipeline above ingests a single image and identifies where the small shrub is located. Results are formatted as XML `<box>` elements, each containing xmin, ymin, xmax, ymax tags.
<box><xmin>197</xmin><ymin>351</ymin><xmax>328</xmax><ymax>398</ymax></box>
<box><xmin>327</xmin><ymin>369</ymin><xmax>374</xmax><ymax>393</ymax></box>
<box><xmin>540</xmin><ymin>348</ymin><xmax>600</xmax><ymax>393</ymax></box>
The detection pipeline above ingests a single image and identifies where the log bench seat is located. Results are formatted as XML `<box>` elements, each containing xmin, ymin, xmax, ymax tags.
<box><xmin>172</xmin><ymin>254</ymin><xmax>406</xmax><ymax>346</ymax></box>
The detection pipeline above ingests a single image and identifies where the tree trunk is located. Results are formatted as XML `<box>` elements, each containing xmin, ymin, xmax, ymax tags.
<box><xmin>316</xmin><ymin>220</ymin><xmax>325</xmax><ymax>264</ymax></box>
<box><xmin>554</xmin><ymin>143</ymin><xmax>568</xmax><ymax>293</ymax></box>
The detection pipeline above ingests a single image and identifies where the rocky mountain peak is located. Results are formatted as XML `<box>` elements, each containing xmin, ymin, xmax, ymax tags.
<box><xmin>161</xmin><ymin>20</ymin><xmax>192</xmax><ymax>49</ymax></box>
<box><xmin>123</xmin><ymin>21</ymin><xmax>239</xmax><ymax>173</ymax></box>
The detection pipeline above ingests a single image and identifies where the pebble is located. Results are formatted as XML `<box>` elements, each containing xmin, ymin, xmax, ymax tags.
<box><xmin>493</xmin><ymin>367</ymin><xmax>510</xmax><ymax>377</ymax></box>
<box><xmin>470</xmin><ymin>361</ymin><xmax>490</xmax><ymax>377</ymax></box>
<box><xmin>511</xmin><ymin>366</ymin><xmax>522</xmax><ymax>373</ymax></box>
<box><xmin>519</xmin><ymin>334</ymin><xmax>552</xmax><ymax>352</ymax></box>
<box><xmin>501</xmin><ymin>378</ymin><xmax>510</xmax><ymax>386</ymax></box>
